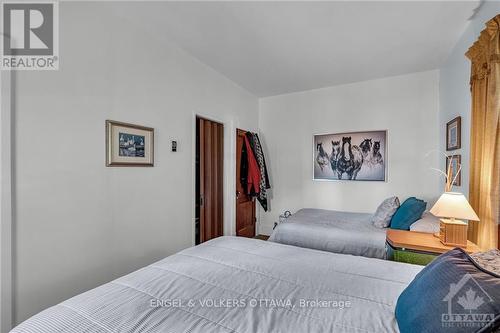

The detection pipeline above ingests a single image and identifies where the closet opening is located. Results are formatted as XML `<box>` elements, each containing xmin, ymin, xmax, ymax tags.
<box><xmin>195</xmin><ymin>116</ymin><xmax>224</xmax><ymax>245</ymax></box>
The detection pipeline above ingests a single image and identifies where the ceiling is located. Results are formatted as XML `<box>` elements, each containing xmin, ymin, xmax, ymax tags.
<box><xmin>110</xmin><ymin>1</ymin><xmax>480</xmax><ymax>97</ymax></box>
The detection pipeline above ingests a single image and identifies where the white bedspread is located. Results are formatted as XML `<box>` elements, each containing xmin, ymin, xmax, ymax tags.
<box><xmin>11</xmin><ymin>236</ymin><xmax>421</xmax><ymax>333</ymax></box>
<box><xmin>269</xmin><ymin>209</ymin><xmax>388</xmax><ymax>259</ymax></box>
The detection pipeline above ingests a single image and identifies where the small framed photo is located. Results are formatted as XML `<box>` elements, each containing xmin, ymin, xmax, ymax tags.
<box><xmin>106</xmin><ymin>120</ymin><xmax>154</xmax><ymax>166</ymax></box>
<box><xmin>446</xmin><ymin>154</ymin><xmax>461</xmax><ymax>186</ymax></box>
<box><xmin>446</xmin><ymin>116</ymin><xmax>461</xmax><ymax>151</ymax></box>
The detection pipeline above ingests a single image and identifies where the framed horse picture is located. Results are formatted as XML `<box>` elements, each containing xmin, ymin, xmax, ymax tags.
<box><xmin>313</xmin><ymin>130</ymin><xmax>387</xmax><ymax>181</ymax></box>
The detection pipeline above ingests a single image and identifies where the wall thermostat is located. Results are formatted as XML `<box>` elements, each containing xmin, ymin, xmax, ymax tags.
<box><xmin>171</xmin><ymin>141</ymin><xmax>177</xmax><ymax>152</ymax></box>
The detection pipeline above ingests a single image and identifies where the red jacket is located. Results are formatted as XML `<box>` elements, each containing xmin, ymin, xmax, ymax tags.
<box><xmin>244</xmin><ymin>136</ymin><xmax>261</xmax><ymax>194</ymax></box>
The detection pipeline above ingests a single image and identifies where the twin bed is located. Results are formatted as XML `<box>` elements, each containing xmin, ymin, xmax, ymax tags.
<box><xmin>11</xmin><ymin>237</ymin><xmax>500</xmax><ymax>333</ymax></box>
<box><xmin>12</xmin><ymin>237</ymin><xmax>422</xmax><ymax>333</ymax></box>
<box><xmin>269</xmin><ymin>204</ymin><xmax>442</xmax><ymax>259</ymax></box>
<box><xmin>269</xmin><ymin>208</ymin><xmax>388</xmax><ymax>259</ymax></box>
<box><xmin>11</xmin><ymin>208</ymin><xmax>498</xmax><ymax>332</ymax></box>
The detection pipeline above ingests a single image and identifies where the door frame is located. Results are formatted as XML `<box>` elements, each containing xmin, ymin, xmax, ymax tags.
<box><xmin>191</xmin><ymin>112</ymin><xmax>235</xmax><ymax>245</ymax></box>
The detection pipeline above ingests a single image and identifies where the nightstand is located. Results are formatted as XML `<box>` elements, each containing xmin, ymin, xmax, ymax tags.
<box><xmin>386</xmin><ymin>229</ymin><xmax>481</xmax><ymax>265</ymax></box>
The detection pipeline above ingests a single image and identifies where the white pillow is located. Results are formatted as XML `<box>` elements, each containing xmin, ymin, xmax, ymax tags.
<box><xmin>409</xmin><ymin>211</ymin><xmax>440</xmax><ymax>233</ymax></box>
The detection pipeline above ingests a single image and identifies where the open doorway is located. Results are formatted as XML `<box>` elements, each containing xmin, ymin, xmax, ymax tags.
<box><xmin>195</xmin><ymin>116</ymin><xmax>224</xmax><ymax>245</ymax></box>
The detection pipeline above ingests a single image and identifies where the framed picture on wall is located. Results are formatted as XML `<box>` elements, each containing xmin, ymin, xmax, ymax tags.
<box><xmin>446</xmin><ymin>116</ymin><xmax>461</xmax><ymax>151</ymax></box>
<box><xmin>445</xmin><ymin>154</ymin><xmax>461</xmax><ymax>186</ymax></box>
<box><xmin>106</xmin><ymin>120</ymin><xmax>154</xmax><ymax>166</ymax></box>
<box><xmin>313</xmin><ymin>130</ymin><xmax>387</xmax><ymax>181</ymax></box>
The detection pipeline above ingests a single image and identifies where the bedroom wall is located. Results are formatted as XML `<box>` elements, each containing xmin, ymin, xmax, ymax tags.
<box><xmin>11</xmin><ymin>3</ymin><xmax>257</xmax><ymax>325</ymax></box>
<box><xmin>258</xmin><ymin>71</ymin><xmax>441</xmax><ymax>235</ymax></box>
<box><xmin>439</xmin><ymin>1</ymin><xmax>500</xmax><ymax>197</ymax></box>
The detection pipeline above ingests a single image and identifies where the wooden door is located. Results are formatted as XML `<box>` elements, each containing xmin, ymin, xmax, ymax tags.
<box><xmin>236</xmin><ymin>129</ymin><xmax>256</xmax><ymax>237</ymax></box>
<box><xmin>198</xmin><ymin>117</ymin><xmax>224</xmax><ymax>243</ymax></box>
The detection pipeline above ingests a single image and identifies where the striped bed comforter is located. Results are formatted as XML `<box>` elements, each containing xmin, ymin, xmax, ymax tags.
<box><xmin>11</xmin><ymin>236</ymin><xmax>421</xmax><ymax>333</ymax></box>
<box><xmin>269</xmin><ymin>209</ymin><xmax>388</xmax><ymax>259</ymax></box>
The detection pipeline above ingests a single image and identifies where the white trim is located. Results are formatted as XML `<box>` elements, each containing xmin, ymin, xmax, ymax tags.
<box><xmin>1</xmin><ymin>65</ymin><xmax>13</xmax><ymax>331</ymax></box>
<box><xmin>191</xmin><ymin>114</ymin><xmax>196</xmax><ymax>246</ymax></box>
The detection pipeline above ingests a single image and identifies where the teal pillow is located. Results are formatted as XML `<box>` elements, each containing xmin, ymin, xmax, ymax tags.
<box><xmin>390</xmin><ymin>197</ymin><xmax>427</xmax><ymax>230</ymax></box>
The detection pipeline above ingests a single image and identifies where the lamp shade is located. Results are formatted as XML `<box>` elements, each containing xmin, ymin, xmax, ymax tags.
<box><xmin>430</xmin><ymin>192</ymin><xmax>480</xmax><ymax>221</ymax></box>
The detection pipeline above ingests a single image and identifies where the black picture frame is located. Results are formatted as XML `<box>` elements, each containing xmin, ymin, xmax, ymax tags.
<box><xmin>446</xmin><ymin>116</ymin><xmax>461</xmax><ymax>151</ymax></box>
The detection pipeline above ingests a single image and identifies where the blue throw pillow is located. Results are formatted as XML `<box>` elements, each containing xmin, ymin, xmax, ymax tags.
<box><xmin>396</xmin><ymin>248</ymin><xmax>500</xmax><ymax>333</ymax></box>
<box><xmin>390</xmin><ymin>197</ymin><xmax>426</xmax><ymax>230</ymax></box>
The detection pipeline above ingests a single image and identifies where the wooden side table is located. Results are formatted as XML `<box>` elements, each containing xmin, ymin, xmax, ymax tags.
<box><xmin>386</xmin><ymin>229</ymin><xmax>481</xmax><ymax>265</ymax></box>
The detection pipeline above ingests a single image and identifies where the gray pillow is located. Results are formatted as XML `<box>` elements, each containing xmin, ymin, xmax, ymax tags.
<box><xmin>372</xmin><ymin>196</ymin><xmax>400</xmax><ymax>228</ymax></box>
<box><xmin>409</xmin><ymin>211</ymin><xmax>440</xmax><ymax>233</ymax></box>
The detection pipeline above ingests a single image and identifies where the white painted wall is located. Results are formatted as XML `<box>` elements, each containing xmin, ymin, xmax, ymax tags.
<box><xmin>1</xmin><ymin>64</ymin><xmax>13</xmax><ymax>333</ymax></box>
<box><xmin>439</xmin><ymin>1</ymin><xmax>500</xmax><ymax>196</ymax></box>
<box><xmin>258</xmin><ymin>71</ymin><xmax>441</xmax><ymax>235</ymax></box>
<box><xmin>12</xmin><ymin>3</ymin><xmax>257</xmax><ymax>325</ymax></box>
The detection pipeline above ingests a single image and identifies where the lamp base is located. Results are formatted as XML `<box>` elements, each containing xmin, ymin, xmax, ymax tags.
<box><xmin>439</xmin><ymin>218</ymin><xmax>468</xmax><ymax>247</ymax></box>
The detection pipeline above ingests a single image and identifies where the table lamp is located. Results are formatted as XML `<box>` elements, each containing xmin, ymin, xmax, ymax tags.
<box><xmin>430</xmin><ymin>192</ymin><xmax>480</xmax><ymax>247</ymax></box>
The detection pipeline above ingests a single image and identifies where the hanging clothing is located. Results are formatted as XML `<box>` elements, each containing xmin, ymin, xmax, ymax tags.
<box><xmin>243</xmin><ymin>135</ymin><xmax>261</xmax><ymax>195</ymax></box>
<box><xmin>239</xmin><ymin>132</ymin><xmax>271</xmax><ymax>211</ymax></box>
<box><xmin>240</xmin><ymin>138</ymin><xmax>249</xmax><ymax>193</ymax></box>
<box><xmin>249</xmin><ymin>133</ymin><xmax>270</xmax><ymax>189</ymax></box>
<box><xmin>249</xmin><ymin>132</ymin><xmax>271</xmax><ymax>211</ymax></box>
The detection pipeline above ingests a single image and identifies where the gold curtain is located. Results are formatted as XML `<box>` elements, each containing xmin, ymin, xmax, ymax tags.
<box><xmin>465</xmin><ymin>14</ymin><xmax>500</xmax><ymax>250</ymax></box>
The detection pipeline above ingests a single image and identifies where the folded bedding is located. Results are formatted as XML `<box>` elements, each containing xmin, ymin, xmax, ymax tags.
<box><xmin>11</xmin><ymin>236</ymin><xmax>423</xmax><ymax>333</ymax></box>
<box><xmin>269</xmin><ymin>208</ymin><xmax>388</xmax><ymax>259</ymax></box>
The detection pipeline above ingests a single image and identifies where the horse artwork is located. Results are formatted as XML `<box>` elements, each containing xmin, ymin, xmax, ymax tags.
<box><xmin>359</xmin><ymin>139</ymin><xmax>373</xmax><ymax>159</ymax></box>
<box><xmin>336</xmin><ymin>137</ymin><xmax>364</xmax><ymax>180</ymax></box>
<box><xmin>315</xmin><ymin>142</ymin><xmax>330</xmax><ymax>171</ymax></box>
<box><xmin>329</xmin><ymin>140</ymin><xmax>341</xmax><ymax>172</ymax></box>
<box><xmin>313</xmin><ymin>130</ymin><xmax>386</xmax><ymax>181</ymax></box>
